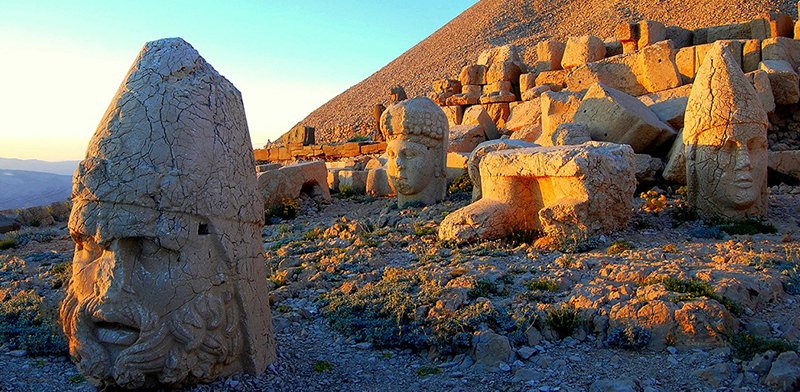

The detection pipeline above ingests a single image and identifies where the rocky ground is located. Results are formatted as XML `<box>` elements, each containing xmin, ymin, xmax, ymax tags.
<box><xmin>1</xmin><ymin>184</ymin><xmax>799</xmax><ymax>391</ymax></box>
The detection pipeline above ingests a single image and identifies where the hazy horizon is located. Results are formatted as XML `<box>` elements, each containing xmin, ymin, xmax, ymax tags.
<box><xmin>0</xmin><ymin>1</ymin><xmax>475</xmax><ymax>161</ymax></box>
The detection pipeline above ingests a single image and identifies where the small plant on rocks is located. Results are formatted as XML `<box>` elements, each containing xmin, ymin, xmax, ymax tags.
<box><xmin>606</xmin><ymin>325</ymin><xmax>651</xmax><ymax>349</ymax></box>
<box><xmin>607</xmin><ymin>240</ymin><xmax>635</xmax><ymax>255</ymax></box>
<box><xmin>447</xmin><ymin>172</ymin><xmax>472</xmax><ymax>195</ymax></box>
<box><xmin>467</xmin><ymin>279</ymin><xmax>499</xmax><ymax>299</ymax></box>
<box><xmin>0</xmin><ymin>236</ymin><xmax>17</xmax><ymax>250</ymax></box>
<box><xmin>729</xmin><ymin>333</ymin><xmax>798</xmax><ymax>360</ymax></box>
<box><xmin>0</xmin><ymin>289</ymin><xmax>67</xmax><ymax>355</ymax></box>
<box><xmin>526</xmin><ymin>279</ymin><xmax>559</xmax><ymax>292</ymax></box>
<box><xmin>265</xmin><ymin>198</ymin><xmax>300</xmax><ymax>220</ymax></box>
<box><xmin>546</xmin><ymin>305</ymin><xmax>582</xmax><ymax>339</ymax></box>
<box><xmin>415</xmin><ymin>366</ymin><xmax>442</xmax><ymax>376</ymax></box>
<box><xmin>312</xmin><ymin>360</ymin><xmax>334</xmax><ymax>373</ymax></box>
<box><xmin>641</xmin><ymin>190</ymin><xmax>667</xmax><ymax>213</ymax></box>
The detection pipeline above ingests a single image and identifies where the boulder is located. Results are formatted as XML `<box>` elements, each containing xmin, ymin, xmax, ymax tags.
<box><xmin>0</xmin><ymin>215</ymin><xmax>20</xmax><ymax>234</ymax></box>
<box><xmin>759</xmin><ymin>60</ymin><xmax>800</xmax><ymax>105</ymax></box>
<box><xmin>745</xmin><ymin>70</ymin><xmax>776</xmax><ymax>113</ymax></box>
<box><xmin>440</xmin><ymin>142</ymin><xmax>636</xmax><ymax>244</ymax></box>
<box><xmin>509</xmin><ymin>126</ymin><xmax>541</xmax><ymax>143</ymax></box>
<box><xmin>637</xmin><ymin>84</ymin><xmax>692</xmax><ymax>130</ymax></box>
<box><xmin>540</xmin><ymin>90</ymin><xmax>584</xmax><ymax>137</ymax></box>
<box><xmin>521</xmin><ymin>85</ymin><xmax>551</xmax><ymax>101</ymax></box>
<box><xmin>536</xmin><ymin>40</ymin><xmax>566</xmax><ymax>72</ymax></box>
<box><xmin>480</xmin><ymin>90</ymin><xmax>516</xmax><ymax>104</ymax></box>
<box><xmin>448</xmin><ymin>124</ymin><xmax>487</xmax><ymax>153</ymax></box>
<box><xmin>471</xmin><ymin>330</ymin><xmax>512</xmax><ymax>368</ymax></box>
<box><xmin>535</xmin><ymin>70</ymin><xmax>567</xmax><ymax>91</ymax></box>
<box><xmin>442</xmin><ymin>105</ymin><xmax>464</xmax><ymax>127</ymax></box>
<box><xmin>338</xmin><ymin>169</ymin><xmax>368</xmax><ymax>194</ymax></box>
<box><xmin>519</xmin><ymin>73</ymin><xmax>537</xmax><ymax>94</ymax></box>
<box><xmin>484</xmin><ymin>103</ymin><xmax>511</xmax><ymax>129</ymax></box>
<box><xmin>537</xmin><ymin>123</ymin><xmax>592</xmax><ymax>147</ymax></box>
<box><xmin>561</xmin><ymin>35</ymin><xmax>607</xmax><ymax>69</ymax></box>
<box><xmin>572</xmin><ymin>83</ymin><xmax>676</xmax><ymax>154</ymax></box>
<box><xmin>366</xmin><ymin>168</ymin><xmax>393</xmax><ymax>197</ymax></box>
<box><xmin>764</xmin><ymin>351</ymin><xmax>800</xmax><ymax>391</ymax></box>
<box><xmin>505</xmin><ymin>98</ymin><xmax>542</xmax><ymax>133</ymax></box>
<box><xmin>463</xmin><ymin>105</ymin><xmax>499</xmax><ymax>140</ymax></box>
<box><xmin>567</xmin><ymin>41</ymin><xmax>682</xmax><ymax>97</ymax></box>
<box><xmin>762</xmin><ymin>37</ymin><xmax>800</xmax><ymax>69</ymax></box>
<box><xmin>258</xmin><ymin>161</ymin><xmax>332</xmax><ymax>207</ymax></box>
<box><xmin>460</xmin><ymin>64</ymin><xmax>487</xmax><ymax>86</ymax></box>
<box><xmin>467</xmin><ymin>139</ymin><xmax>537</xmax><ymax>201</ymax></box>
<box><xmin>486</xmin><ymin>61</ymin><xmax>523</xmax><ymax>83</ymax></box>
<box><xmin>769</xmin><ymin>150</ymin><xmax>800</xmax><ymax>180</ymax></box>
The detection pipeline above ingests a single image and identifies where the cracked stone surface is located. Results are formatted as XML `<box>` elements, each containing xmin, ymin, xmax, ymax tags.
<box><xmin>60</xmin><ymin>37</ymin><xmax>275</xmax><ymax>389</ymax></box>
<box><xmin>381</xmin><ymin>97</ymin><xmax>448</xmax><ymax>208</ymax></box>
<box><xmin>439</xmin><ymin>142</ymin><xmax>636</xmax><ymax>244</ymax></box>
<box><xmin>684</xmin><ymin>41</ymin><xmax>769</xmax><ymax>221</ymax></box>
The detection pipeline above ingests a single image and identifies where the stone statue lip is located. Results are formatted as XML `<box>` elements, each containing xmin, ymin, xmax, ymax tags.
<box><xmin>91</xmin><ymin>310</ymin><xmax>140</xmax><ymax>346</ymax></box>
<box><xmin>734</xmin><ymin>174</ymin><xmax>754</xmax><ymax>188</ymax></box>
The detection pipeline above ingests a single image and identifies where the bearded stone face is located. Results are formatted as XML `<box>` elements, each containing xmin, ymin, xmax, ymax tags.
<box><xmin>60</xmin><ymin>210</ymin><xmax>241</xmax><ymax>389</ymax></box>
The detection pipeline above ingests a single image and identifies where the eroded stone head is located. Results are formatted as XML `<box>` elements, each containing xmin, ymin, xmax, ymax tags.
<box><xmin>684</xmin><ymin>41</ymin><xmax>769</xmax><ymax>220</ymax></box>
<box><xmin>380</xmin><ymin>97</ymin><xmax>448</xmax><ymax>207</ymax></box>
<box><xmin>60</xmin><ymin>37</ymin><xmax>274</xmax><ymax>389</ymax></box>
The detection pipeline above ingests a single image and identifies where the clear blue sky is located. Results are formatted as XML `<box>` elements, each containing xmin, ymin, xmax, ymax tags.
<box><xmin>0</xmin><ymin>0</ymin><xmax>476</xmax><ymax>160</ymax></box>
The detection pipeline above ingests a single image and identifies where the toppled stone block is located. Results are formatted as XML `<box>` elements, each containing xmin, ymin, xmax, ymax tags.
<box><xmin>662</xmin><ymin>129</ymin><xmax>686</xmax><ymax>184</ymax></box>
<box><xmin>604</xmin><ymin>39</ymin><xmax>623</xmax><ymax>57</ymax></box>
<box><xmin>484</xmin><ymin>103</ymin><xmax>511</xmax><ymax>129</ymax></box>
<box><xmin>446</xmin><ymin>152</ymin><xmax>470</xmax><ymax>181</ymax></box>
<box><xmin>480</xmin><ymin>90</ymin><xmax>517</xmax><ymax>104</ymax></box>
<box><xmin>522</xmin><ymin>85</ymin><xmax>551</xmax><ymax>101</ymax></box>
<box><xmin>447</xmin><ymin>85</ymin><xmax>482</xmax><ymax>106</ymax></box>
<box><xmin>259</xmin><ymin>161</ymin><xmax>332</xmax><ymax>207</ymax></box>
<box><xmin>460</xmin><ymin>64</ymin><xmax>487</xmax><ymax>86</ymax></box>
<box><xmin>483</xmin><ymin>81</ymin><xmax>513</xmax><ymax>94</ymax></box>
<box><xmin>509</xmin><ymin>126</ymin><xmax>541</xmax><ymax>143</ymax></box>
<box><xmin>675</xmin><ymin>46</ymin><xmax>696</xmax><ymax>83</ymax></box>
<box><xmin>637</xmin><ymin>84</ymin><xmax>692</xmax><ymax>130</ymax></box>
<box><xmin>535</xmin><ymin>70</ymin><xmax>567</xmax><ymax>91</ymax></box>
<box><xmin>366</xmin><ymin>168</ymin><xmax>393</xmax><ymax>197</ymax></box>
<box><xmin>634</xmin><ymin>153</ymin><xmax>665</xmax><ymax>184</ymax></box>
<box><xmin>487</xmin><ymin>61</ymin><xmax>523</xmax><ymax>83</ymax></box>
<box><xmin>572</xmin><ymin>83</ymin><xmax>676</xmax><ymax>154</ymax></box>
<box><xmin>769</xmin><ymin>150</ymin><xmax>800</xmax><ymax>181</ymax></box>
<box><xmin>536</xmin><ymin>123</ymin><xmax>591</xmax><ymax>147</ymax></box>
<box><xmin>463</xmin><ymin>105</ymin><xmax>499</xmax><ymax>140</ymax></box>
<box><xmin>519</xmin><ymin>73</ymin><xmax>537</xmax><ymax>94</ymax></box>
<box><xmin>562</xmin><ymin>35</ymin><xmax>606</xmax><ymax>69</ymax></box>
<box><xmin>666</xmin><ymin>25</ymin><xmax>693</xmax><ymax>49</ymax></box>
<box><xmin>746</xmin><ymin>69</ymin><xmax>776</xmax><ymax>112</ymax></box>
<box><xmin>467</xmin><ymin>139</ymin><xmax>538</xmax><ymax>201</ymax></box>
<box><xmin>566</xmin><ymin>40</ymin><xmax>681</xmax><ymax>97</ymax></box>
<box><xmin>505</xmin><ymin>99</ymin><xmax>542</xmax><ymax>133</ymax></box>
<box><xmin>761</xmin><ymin>37</ymin><xmax>800</xmax><ymax>68</ymax></box>
<box><xmin>535</xmin><ymin>40</ymin><xmax>566</xmax><ymax>72</ymax></box>
<box><xmin>442</xmin><ymin>105</ymin><xmax>464</xmax><ymax>127</ymax></box>
<box><xmin>338</xmin><ymin>169</ymin><xmax>368</xmax><ymax>194</ymax></box>
<box><xmin>637</xmin><ymin>20</ymin><xmax>666</xmax><ymax>48</ymax></box>
<box><xmin>743</xmin><ymin>39</ymin><xmax>763</xmax><ymax>73</ymax></box>
<box><xmin>764</xmin><ymin>351</ymin><xmax>800</xmax><ymax>391</ymax></box>
<box><xmin>440</xmin><ymin>142</ymin><xmax>636</xmax><ymax>244</ymax></box>
<box><xmin>448</xmin><ymin>124</ymin><xmax>487</xmax><ymax>153</ymax></box>
<box><xmin>759</xmin><ymin>60</ymin><xmax>800</xmax><ymax>105</ymax></box>
<box><xmin>433</xmin><ymin>78</ymin><xmax>462</xmax><ymax>94</ymax></box>
<box><xmin>287</xmin><ymin>124</ymin><xmax>316</xmax><ymax>146</ymax></box>
<box><xmin>541</xmin><ymin>90</ymin><xmax>584</xmax><ymax>137</ymax></box>
<box><xmin>707</xmin><ymin>22</ymin><xmax>751</xmax><ymax>41</ymax></box>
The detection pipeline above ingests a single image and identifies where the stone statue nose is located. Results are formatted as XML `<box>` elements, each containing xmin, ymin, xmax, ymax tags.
<box><xmin>735</xmin><ymin>145</ymin><xmax>752</xmax><ymax>170</ymax></box>
<box><xmin>94</xmin><ymin>239</ymin><xmax>136</xmax><ymax>298</ymax></box>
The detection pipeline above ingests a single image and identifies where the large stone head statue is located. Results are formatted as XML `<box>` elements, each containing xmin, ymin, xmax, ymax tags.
<box><xmin>381</xmin><ymin>97</ymin><xmax>448</xmax><ymax>207</ymax></box>
<box><xmin>684</xmin><ymin>41</ymin><xmax>769</xmax><ymax>221</ymax></box>
<box><xmin>59</xmin><ymin>38</ymin><xmax>275</xmax><ymax>389</ymax></box>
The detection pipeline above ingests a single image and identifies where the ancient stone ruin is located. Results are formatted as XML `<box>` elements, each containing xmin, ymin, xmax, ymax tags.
<box><xmin>60</xmin><ymin>38</ymin><xmax>275</xmax><ymax>389</ymax></box>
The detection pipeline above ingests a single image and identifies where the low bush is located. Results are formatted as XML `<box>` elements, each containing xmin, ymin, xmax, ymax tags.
<box><xmin>606</xmin><ymin>240</ymin><xmax>635</xmax><ymax>255</ymax></box>
<box><xmin>606</xmin><ymin>325</ymin><xmax>651</xmax><ymax>349</ymax></box>
<box><xmin>447</xmin><ymin>173</ymin><xmax>472</xmax><ymax>195</ymax></box>
<box><xmin>546</xmin><ymin>305</ymin><xmax>582</xmax><ymax>339</ymax></box>
<box><xmin>0</xmin><ymin>290</ymin><xmax>67</xmax><ymax>355</ymax></box>
<box><xmin>265</xmin><ymin>198</ymin><xmax>299</xmax><ymax>220</ymax></box>
<box><xmin>716</xmin><ymin>219</ymin><xmax>777</xmax><ymax>235</ymax></box>
<box><xmin>729</xmin><ymin>333</ymin><xmax>797</xmax><ymax>361</ymax></box>
<box><xmin>526</xmin><ymin>279</ymin><xmax>559</xmax><ymax>292</ymax></box>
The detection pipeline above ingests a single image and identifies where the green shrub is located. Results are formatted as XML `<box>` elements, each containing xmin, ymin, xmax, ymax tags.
<box><xmin>415</xmin><ymin>366</ymin><xmax>442</xmax><ymax>376</ymax></box>
<box><xmin>467</xmin><ymin>279</ymin><xmax>499</xmax><ymax>299</ymax></box>
<box><xmin>716</xmin><ymin>219</ymin><xmax>777</xmax><ymax>235</ymax></box>
<box><xmin>730</xmin><ymin>333</ymin><xmax>798</xmax><ymax>360</ymax></box>
<box><xmin>606</xmin><ymin>325</ymin><xmax>651</xmax><ymax>349</ymax></box>
<box><xmin>0</xmin><ymin>290</ymin><xmax>67</xmax><ymax>355</ymax></box>
<box><xmin>412</xmin><ymin>223</ymin><xmax>436</xmax><ymax>237</ymax></box>
<box><xmin>265</xmin><ymin>198</ymin><xmax>299</xmax><ymax>220</ymax></box>
<box><xmin>606</xmin><ymin>240</ymin><xmax>635</xmax><ymax>255</ymax></box>
<box><xmin>313</xmin><ymin>360</ymin><xmax>333</xmax><ymax>373</ymax></box>
<box><xmin>447</xmin><ymin>173</ymin><xmax>473</xmax><ymax>195</ymax></box>
<box><xmin>337</xmin><ymin>184</ymin><xmax>357</xmax><ymax>198</ymax></box>
<box><xmin>649</xmin><ymin>277</ymin><xmax>741</xmax><ymax>316</ymax></box>
<box><xmin>526</xmin><ymin>279</ymin><xmax>559</xmax><ymax>292</ymax></box>
<box><xmin>49</xmin><ymin>262</ymin><xmax>72</xmax><ymax>289</ymax></box>
<box><xmin>546</xmin><ymin>305</ymin><xmax>582</xmax><ymax>339</ymax></box>
<box><xmin>346</xmin><ymin>135</ymin><xmax>371</xmax><ymax>143</ymax></box>
<box><xmin>0</xmin><ymin>237</ymin><xmax>17</xmax><ymax>250</ymax></box>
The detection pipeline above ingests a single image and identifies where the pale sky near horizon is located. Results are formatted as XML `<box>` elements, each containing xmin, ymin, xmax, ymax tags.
<box><xmin>0</xmin><ymin>1</ymin><xmax>476</xmax><ymax>161</ymax></box>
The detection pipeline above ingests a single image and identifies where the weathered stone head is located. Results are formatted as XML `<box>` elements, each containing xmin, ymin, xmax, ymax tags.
<box><xmin>59</xmin><ymin>38</ymin><xmax>275</xmax><ymax>389</ymax></box>
<box><xmin>380</xmin><ymin>97</ymin><xmax>448</xmax><ymax>207</ymax></box>
<box><xmin>684</xmin><ymin>41</ymin><xmax>769</xmax><ymax>220</ymax></box>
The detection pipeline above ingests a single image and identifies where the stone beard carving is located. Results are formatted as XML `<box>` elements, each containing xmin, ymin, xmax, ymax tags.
<box><xmin>684</xmin><ymin>41</ymin><xmax>769</xmax><ymax>221</ymax></box>
<box><xmin>59</xmin><ymin>38</ymin><xmax>274</xmax><ymax>389</ymax></box>
<box><xmin>380</xmin><ymin>97</ymin><xmax>448</xmax><ymax>207</ymax></box>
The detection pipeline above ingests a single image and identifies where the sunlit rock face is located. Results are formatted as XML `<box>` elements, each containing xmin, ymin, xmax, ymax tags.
<box><xmin>684</xmin><ymin>41</ymin><xmax>769</xmax><ymax>221</ymax></box>
<box><xmin>59</xmin><ymin>37</ymin><xmax>275</xmax><ymax>389</ymax></box>
<box><xmin>381</xmin><ymin>97</ymin><xmax>448</xmax><ymax>208</ymax></box>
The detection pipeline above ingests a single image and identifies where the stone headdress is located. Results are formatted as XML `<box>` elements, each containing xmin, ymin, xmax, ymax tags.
<box><xmin>380</xmin><ymin>97</ymin><xmax>448</xmax><ymax>149</ymax></box>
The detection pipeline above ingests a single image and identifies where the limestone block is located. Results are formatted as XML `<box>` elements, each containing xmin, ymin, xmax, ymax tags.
<box><xmin>745</xmin><ymin>70</ymin><xmax>776</xmax><ymax>112</ymax></box>
<box><xmin>622</xmin><ymin>41</ymin><xmax>638</xmax><ymax>54</ymax></box>
<box><xmin>637</xmin><ymin>84</ymin><xmax>692</xmax><ymax>130</ymax></box>
<box><xmin>769</xmin><ymin>150</ymin><xmax>800</xmax><ymax>180</ymax></box>
<box><xmin>604</xmin><ymin>39</ymin><xmax>623</xmax><ymax>57</ymax></box>
<box><xmin>666</xmin><ymin>25</ymin><xmax>694</xmax><ymax>49</ymax></box>
<box><xmin>675</xmin><ymin>46</ymin><xmax>696</xmax><ymax>83</ymax></box>
<box><xmin>615</xmin><ymin>22</ymin><xmax>637</xmax><ymax>42</ymax></box>
<box><xmin>505</xmin><ymin>98</ymin><xmax>542</xmax><ymax>133</ymax></box>
<box><xmin>536</xmin><ymin>123</ymin><xmax>592</xmax><ymax>147</ymax></box>
<box><xmin>256</xmin><ymin>163</ymin><xmax>282</xmax><ymax>173</ymax></box>
<box><xmin>483</xmin><ymin>81</ymin><xmax>513</xmax><ymax>94</ymax></box>
<box><xmin>460</xmin><ymin>64</ymin><xmax>487</xmax><ymax>86</ymax></box>
<box><xmin>522</xmin><ymin>85</ymin><xmax>551</xmax><ymax>101</ymax></box>
<box><xmin>338</xmin><ymin>169</ymin><xmax>368</xmax><ymax>194</ymax></box>
<box><xmin>561</xmin><ymin>35</ymin><xmax>606</xmax><ymax>69</ymax></box>
<box><xmin>446</xmin><ymin>85</ymin><xmax>481</xmax><ymax>106</ymax></box>
<box><xmin>762</xmin><ymin>37</ymin><xmax>800</xmax><ymax>69</ymax></box>
<box><xmin>439</xmin><ymin>142</ymin><xmax>636</xmax><ymax>244</ymax></box>
<box><xmin>484</xmin><ymin>103</ymin><xmax>511</xmax><ymax>129</ymax></box>
<box><xmin>519</xmin><ymin>73</ymin><xmax>537</xmax><ymax>93</ymax></box>
<box><xmin>382</xmin><ymin>97</ymin><xmax>448</xmax><ymax>207</ymax></box>
<box><xmin>487</xmin><ymin>61</ymin><xmax>523</xmax><ymax>83</ymax></box>
<box><xmin>662</xmin><ymin>129</ymin><xmax>686</xmax><ymax>184</ymax></box>
<box><xmin>365</xmin><ymin>156</ymin><xmax>386</xmax><ymax>170</ymax></box>
<box><xmin>446</xmin><ymin>152</ymin><xmax>470</xmax><ymax>181</ymax></box>
<box><xmin>751</xmin><ymin>18</ymin><xmax>771</xmax><ymax>40</ymax></box>
<box><xmin>743</xmin><ymin>39</ymin><xmax>762</xmax><ymax>73</ymax></box>
<box><xmin>63</xmin><ymin>38</ymin><xmax>274</xmax><ymax>389</ymax></box>
<box><xmin>535</xmin><ymin>40</ymin><xmax>566</xmax><ymax>72</ymax></box>
<box><xmin>448</xmin><ymin>124</ymin><xmax>487</xmax><ymax>153</ymax></box>
<box><xmin>685</xmin><ymin>41</ymin><xmax>769</xmax><ymax>220</ymax></box>
<box><xmin>366</xmin><ymin>168</ymin><xmax>394</xmax><ymax>197</ymax></box>
<box><xmin>259</xmin><ymin>161</ymin><xmax>332</xmax><ymax>207</ymax></box>
<box><xmin>759</xmin><ymin>60</ymin><xmax>800</xmax><ymax>105</ymax></box>
<box><xmin>442</xmin><ymin>105</ymin><xmax>464</xmax><ymax>127</ymax></box>
<box><xmin>566</xmin><ymin>41</ymin><xmax>681</xmax><ymax>97</ymax></box>
<box><xmin>637</xmin><ymin>20</ymin><xmax>666</xmax><ymax>48</ymax></box>
<box><xmin>693</xmin><ymin>27</ymin><xmax>709</xmax><ymax>45</ymax></box>
<box><xmin>433</xmin><ymin>79</ymin><xmax>462</xmax><ymax>95</ymax></box>
<box><xmin>286</xmin><ymin>124</ymin><xmax>316</xmax><ymax>146</ymax></box>
<box><xmin>509</xmin><ymin>126</ymin><xmax>541</xmax><ymax>143</ymax></box>
<box><xmin>481</xmin><ymin>90</ymin><xmax>517</xmax><ymax>104</ymax></box>
<box><xmin>764</xmin><ymin>13</ymin><xmax>794</xmax><ymax>38</ymax></box>
<box><xmin>535</xmin><ymin>70</ymin><xmax>567</xmax><ymax>91</ymax></box>
<box><xmin>478</xmin><ymin>45</ymin><xmax>524</xmax><ymax>69</ymax></box>
<box><xmin>428</xmin><ymin>92</ymin><xmax>453</xmax><ymax>106</ymax></box>
<box><xmin>463</xmin><ymin>105</ymin><xmax>499</xmax><ymax>140</ymax></box>
<box><xmin>327</xmin><ymin>169</ymin><xmax>342</xmax><ymax>192</ymax></box>
<box><xmin>696</xmin><ymin>41</ymin><xmax>743</xmax><ymax>71</ymax></box>
<box><xmin>634</xmin><ymin>153</ymin><xmax>665</xmax><ymax>183</ymax></box>
<box><xmin>540</xmin><ymin>90</ymin><xmax>584</xmax><ymax>137</ymax></box>
<box><xmin>707</xmin><ymin>22</ymin><xmax>751</xmax><ymax>41</ymax></box>
<box><xmin>466</xmin><ymin>139</ymin><xmax>538</xmax><ymax>201</ymax></box>
<box><xmin>572</xmin><ymin>83</ymin><xmax>676</xmax><ymax>154</ymax></box>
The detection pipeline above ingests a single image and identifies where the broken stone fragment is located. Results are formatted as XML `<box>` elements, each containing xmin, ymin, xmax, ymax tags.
<box><xmin>448</xmin><ymin>124</ymin><xmax>487</xmax><ymax>153</ymax></box>
<box><xmin>540</xmin><ymin>90</ymin><xmax>584</xmax><ymax>138</ymax></box>
<box><xmin>745</xmin><ymin>69</ymin><xmax>776</xmax><ymax>112</ymax></box>
<box><xmin>561</xmin><ymin>35</ymin><xmax>607</xmax><ymax>69</ymax></box>
<box><xmin>505</xmin><ymin>99</ymin><xmax>542</xmax><ymax>134</ymax></box>
<box><xmin>637</xmin><ymin>20</ymin><xmax>666</xmax><ymax>49</ymax></box>
<box><xmin>759</xmin><ymin>60</ymin><xmax>800</xmax><ymax>105</ymax></box>
<box><xmin>486</xmin><ymin>61</ymin><xmax>523</xmax><ymax>83</ymax></box>
<box><xmin>463</xmin><ymin>105</ymin><xmax>499</xmax><ymax>140</ymax></box>
<box><xmin>535</xmin><ymin>40</ymin><xmax>566</xmax><ymax>72</ymax></box>
<box><xmin>258</xmin><ymin>161</ymin><xmax>332</xmax><ymax>207</ymax></box>
<box><xmin>466</xmin><ymin>139</ymin><xmax>538</xmax><ymax>202</ymax></box>
<box><xmin>366</xmin><ymin>168</ymin><xmax>394</xmax><ymax>197</ymax></box>
<box><xmin>460</xmin><ymin>64</ymin><xmax>487</xmax><ymax>85</ymax></box>
<box><xmin>637</xmin><ymin>84</ymin><xmax>692</xmax><ymax>130</ymax></box>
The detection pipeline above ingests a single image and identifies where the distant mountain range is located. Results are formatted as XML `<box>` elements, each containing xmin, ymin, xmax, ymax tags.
<box><xmin>0</xmin><ymin>157</ymin><xmax>80</xmax><ymax>176</ymax></box>
<box><xmin>0</xmin><ymin>169</ymin><xmax>71</xmax><ymax>210</ymax></box>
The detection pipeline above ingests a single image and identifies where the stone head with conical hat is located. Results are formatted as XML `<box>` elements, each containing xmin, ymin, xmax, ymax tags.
<box><xmin>60</xmin><ymin>38</ymin><xmax>275</xmax><ymax>389</ymax></box>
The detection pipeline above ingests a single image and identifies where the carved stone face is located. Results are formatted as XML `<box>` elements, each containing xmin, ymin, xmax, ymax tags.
<box><xmin>691</xmin><ymin>125</ymin><xmax>768</xmax><ymax>213</ymax></box>
<box><xmin>386</xmin><ymin>139</ymin><xmax>435</xmax><ymax>196</ymax></box>
<box><xmin>61</xmin><ymin>208</ymin><xmax>240</xmax><ymax>388</ymax></box>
